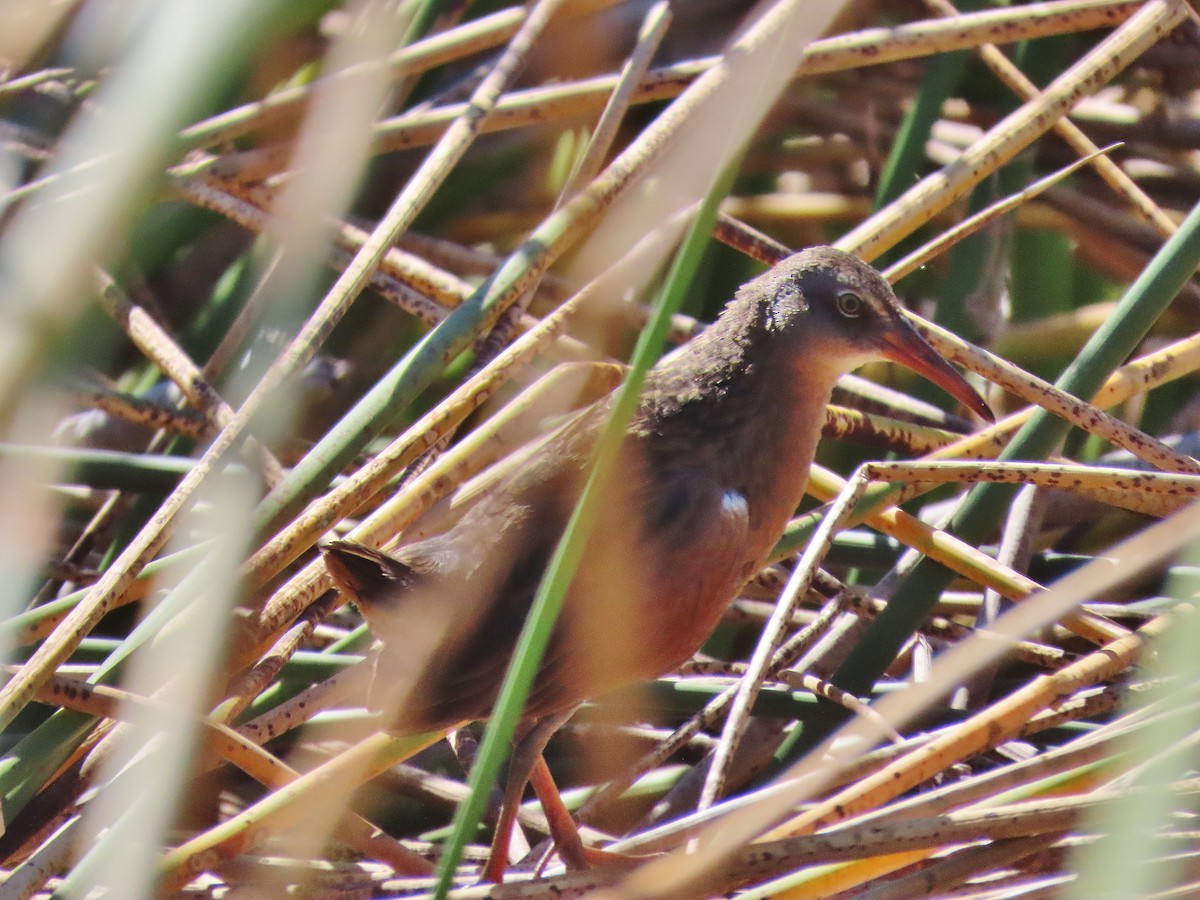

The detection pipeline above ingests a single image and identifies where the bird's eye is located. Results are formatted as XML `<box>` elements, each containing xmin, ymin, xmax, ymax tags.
<box><xmin>836</xmin><ymin>291</ymin><xmax>863</xmax><ymax>318</ymax></box>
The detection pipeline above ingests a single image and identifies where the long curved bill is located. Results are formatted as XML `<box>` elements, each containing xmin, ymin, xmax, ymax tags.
<box><xmin>879</xmin><ymin>323</ymin><xmax>993</xmax><ymax>422</ymax></box>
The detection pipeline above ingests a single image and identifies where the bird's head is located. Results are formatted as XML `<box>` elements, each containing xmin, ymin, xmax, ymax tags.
<box><xmin>744</xmin><ymin>246</ymin><xmax>992</xmax><ymax>421</ymax></box>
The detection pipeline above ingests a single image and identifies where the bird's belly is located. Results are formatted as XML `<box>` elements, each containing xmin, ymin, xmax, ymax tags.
<box><xmin>541</xmin><ymin>491</ymin><xmax>748</xmax><ymax>709</ymax></box>
<box><xmin>638</xmin><ymin>560</ymin><xmax>745</xmax><ymax>677</ymax></box>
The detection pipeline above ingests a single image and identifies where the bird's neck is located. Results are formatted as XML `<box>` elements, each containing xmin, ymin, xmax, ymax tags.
<box><xmin>633</xmin><ymin>303</ymin><xmax>842</xmax><ymax>561</ymax></box>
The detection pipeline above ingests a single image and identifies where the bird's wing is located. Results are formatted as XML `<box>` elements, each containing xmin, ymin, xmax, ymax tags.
<box><xmin>428</xmin><ymin>453</ymin><xmax>758</xmax><ymax>724</ymax></box>
<box><xmin>562</xmin><ymin>459</ymin><xmax>754</xmax><ymax>688</ymax></box>
<box><xmin>404</xmin><ymin>400</ymin><xmax>604</xmax><ymax>542</ymax></box>
<box><xmin>333</xmin><ymin>434</ymin><xmax>754</xmax><ymax>733</ymax></box>
<box><xmin>324</xmin><ymin>402</ymin><xmax>602</xmax><ymax>732</ymax></box>
<box><xmin>388</xmin><ymin>473</ymin><xmax>580</xmax><ymax>730</ymax></box>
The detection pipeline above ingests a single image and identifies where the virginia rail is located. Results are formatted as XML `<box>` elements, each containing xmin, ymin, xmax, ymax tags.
<box><xmin>322</xmin><ymin>246</ymin><xmax>990</xmax><ymax>878</ymax></box>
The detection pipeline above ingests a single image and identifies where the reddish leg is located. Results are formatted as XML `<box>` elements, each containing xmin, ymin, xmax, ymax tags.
<box><xmin>528</xmin><ymin>753</ymin><xmax>589</xmax><ymax>872</ymax></box>
<box><xmin>480</xmin><ymin>712</ymin><xmax>573</xmax><ymax>883</ymax></box>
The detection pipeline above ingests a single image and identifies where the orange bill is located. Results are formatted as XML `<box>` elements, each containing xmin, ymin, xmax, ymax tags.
<box><xmin>879</xmin><ymin>325</ymin><xmax>993</xmax><ymax>422</ymax></box>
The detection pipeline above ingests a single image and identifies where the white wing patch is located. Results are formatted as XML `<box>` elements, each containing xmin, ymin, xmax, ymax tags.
<box><xmin>722</xmin><ymin>489</ymin><xmax>749</xmax><ymax>524</ymax></box>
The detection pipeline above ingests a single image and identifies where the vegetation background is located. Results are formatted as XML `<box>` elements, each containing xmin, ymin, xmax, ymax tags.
<box><xmin>1</xmin><ymin>0</ymin><xmax>1200</xmax><ymax>896</ymax></box>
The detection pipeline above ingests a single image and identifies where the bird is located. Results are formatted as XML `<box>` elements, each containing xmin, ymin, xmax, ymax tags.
<box><xmin>321</xmin><ymin>246</ymin><xmax>991</xmax><ymax>879</ymax></box>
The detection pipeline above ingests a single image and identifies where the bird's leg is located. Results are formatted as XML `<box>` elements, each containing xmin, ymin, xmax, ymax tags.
<box><xmin>525</xmin><ymin>720</ymin><xmax>639</xmax><ymax>875</ymax></box>
<box><xmin>529</xmin><ymin>754</ymin><xmax>648</xmax><ymax>876</ymax></box>
<box><xmin>527</xmin><ymin>752</ymin><xmax>589</xmax><ymax>872</ymax></box>
<box><xmin>481</xmin><ymin>711</ymin><xmax>575</xmax><ymax>883</ymax></box>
